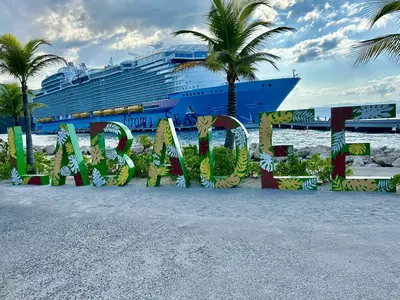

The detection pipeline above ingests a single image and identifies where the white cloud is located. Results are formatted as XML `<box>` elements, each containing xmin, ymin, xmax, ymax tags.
<box><xmin>109</xmin><ymin>29</ymin><xmax>164</xmax><ymax>50</ymax></box>
<box><xmin>298</xmin><ymin>7</ymin><xmax>321</xmax><ymax>23</ymax></box>
<box><xmin>324</xmin><ymin>2</ymin><xmax>332</xmax><ymax>10</ymax></box>
<box><xmin>270</xmin><ymin>0</ymin><xmax>300</xmax><ymax>9</ymax></box>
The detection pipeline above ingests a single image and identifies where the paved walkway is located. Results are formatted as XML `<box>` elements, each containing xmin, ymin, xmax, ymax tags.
<box><xmin>1</xmin><ymin>180</ymin><xmax>400</xmax><ymax>299</ymax></box>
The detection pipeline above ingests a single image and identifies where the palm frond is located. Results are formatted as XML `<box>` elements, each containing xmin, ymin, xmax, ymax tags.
<box><xmin>24</xmin><ymin>39</ymin><xmax>51</xmax><ymax>55</ymax></box>
<box><xmin>172</xmin><ymin>30</ymin><xmax>217</xmax><ymax>45</ymax></box>
<box><xmin>239</xmin><ymin>0</ymin><xmax>271</xmax><ymax>23</ymax></box>
<box><xmin>27</xmin><ymin>55</ymin><xmax>67</xmax><ymax>78</ymax></box>
<box><xmin>368</xmin><ymin>0</ymin><xmax>400</xmax><ymax>27</ymax></box>
<box><xmin>239</xmin><ymin>26</ymin><xmax>296</xmax><ymax>56</ymax></box>
<box><xmin>28</xmin><ymin>102</ymin><xmax>47</xmax><ymax>111</ymax></box>
<box><xmin>238</xmin><ymin>52</ymin><xmax>280</xmax><ymax>68</ymax></box>
<box><xmin>174</xmin><ymin>61</ymin><xmax>207</xmax><ymax>72</ymax></box>
<box><xmin>350</xmin><ymin>34</ymin><xmax>400</xmax><ymax>66</ymax></box>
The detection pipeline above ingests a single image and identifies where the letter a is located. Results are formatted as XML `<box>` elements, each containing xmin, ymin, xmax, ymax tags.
<box><xmin>52</xmin><ymin>124</ymin><xmax>90</xmax><ymax>186</ymax></box>
<box><xmin>147</xmin><ymin>118</ymin><xmax>189</xmax><ymax>188</ymax></box>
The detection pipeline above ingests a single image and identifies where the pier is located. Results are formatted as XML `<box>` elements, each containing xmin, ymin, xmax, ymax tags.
<box><xmin>274</xmin><ymin>119</ymin><xmax>400</xmax><ymax>133</ymax></box>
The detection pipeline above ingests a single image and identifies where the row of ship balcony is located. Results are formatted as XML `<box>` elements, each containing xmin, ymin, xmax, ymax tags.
<box><xmin>36</xmin><ymin>105</ymin><xmax>143</xmax><ymax>123</ymax></box>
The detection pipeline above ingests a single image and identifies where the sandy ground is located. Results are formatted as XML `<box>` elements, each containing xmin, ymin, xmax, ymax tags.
<box><xmin>1</xmin><ymin>178</ymin><xmax>400</xmax><ymax>300</ymax></box>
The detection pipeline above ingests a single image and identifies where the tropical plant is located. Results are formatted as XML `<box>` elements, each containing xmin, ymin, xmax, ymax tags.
<box><xmin>351</xmin><ymin>0</ymin><xmax>400</xmax><ymax>66</ymax></box>
<box><xmin>0</xmin><ymin>83</ymin><xmax>45</xmax><ymax>126</ymax></box>
<box><xmin>0</xmin><ymin>33</ymin><xmax>66</xmax><ymax>169</ymax></box>
<box><xmin>173</xmin><ymin>0</ymin><xmax>295</xmax><ymax>149</ymax></box>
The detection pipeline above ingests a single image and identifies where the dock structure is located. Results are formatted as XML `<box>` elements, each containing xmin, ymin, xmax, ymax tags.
<box><xmin>274</xmin><ymin>119</ymin><xmax>400</xmax><ymax>133</ymax></box>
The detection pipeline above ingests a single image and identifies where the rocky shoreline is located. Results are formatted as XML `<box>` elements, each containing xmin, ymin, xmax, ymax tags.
<box><xmin>34</xmin><ymin>143</ymin><xmax>400</xmax><ymax>168</ymax></box>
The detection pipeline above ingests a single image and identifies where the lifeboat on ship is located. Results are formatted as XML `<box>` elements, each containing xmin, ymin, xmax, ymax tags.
<box><xmin>37</xmin><ymin>117</ymin><xmax>52</xmax><ymax>123</ymax></box>
<box><xmin>128</xmin><ymin>105</ymin><xmax>143</xmax><ymax>113</ymax></box>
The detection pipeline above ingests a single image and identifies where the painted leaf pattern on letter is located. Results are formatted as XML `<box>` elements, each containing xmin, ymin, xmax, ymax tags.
<box><xmin>11</xmin><ymin>168</ymin><xmax>22</xmax><ymax>185</ymax></box>
<box><xmin>260</xmin><ymin>152</ymin><xmax>273</xmax><ymax>172</ymax></box>
<box><xmin>301</xmin><ymin>178</ymin><xmax>317</xmax><ymax>191</ymax></box>
<box><xmin>200</xmin><ymin>175</ymin><xmax>214</xmax><ymax>188</ymax></box>
<box><xmin>104</xmin><ymin>123</ymin><xmax>120</xmax><ymax>135</ymax></box>
<box><xmin>68</xmin><ymin>156</ymin><xmax>79</xmax><ymax>174</ymax></box>
<box><xmin>278</xmin><ymin>178</ymin><xmax>302</xmax><ymax>190</ymax></box>
<box><xmin>292</xmin><ymin>110</ymin><xmax>314</xmax><ymax>122</ymax></box>
<box><xmin>117</xmin><ymin>165</ymin><xmax>130</xmax><ymax>186</ymax></box>
<box><xmin>8</xmin><ymin>128</ymin><xmax>16</xmax><ymax>158</ymax></box>
<box><xmin>353</xmin><ymin>104</ymin><xmax>394</xmax><ymax>120</ymax></box>
<box><xmin>342</xmin><ymin>179</ymin><xmax>377</xmax><ymax>192</ymax></box>
<box><xmin>197</xmin><ymin>116</ymin><xmax>214</xmax><ymax>138</ymax></box>
<box><xmin>231</xmin><ymin>127</ymin><xmax>247</xmax><ymax>149</ymax></box>
<box><xmin>349</xmin><ymin>144</ymin><xmax>367</xmax><ymax>156</ymax></box>
<box><xmin>331</xmin><ymin>131</ymin><xmax>346</xmax><ymax>155</ymax></box>
<box><xmin>268</xmin><ymin>111</ymin><xmax>293</xmax><ymax>124</ymax></box>
<box><xmin>91</xmin><ymin>145</ymin><xmax>104</xmax><ymax>166</ymax></box>
<box><xmin>200</xmin><ymin>157</ymin><xmax>211</xmax><ymax>181</ymax></box>
<box><xmin>93</xmin><ymin>168</ymin><xmax>106</xmax><ymax>187</ymax></box>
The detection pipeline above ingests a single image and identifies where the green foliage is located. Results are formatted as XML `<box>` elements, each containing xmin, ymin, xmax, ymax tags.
<box><xmin>31</xmin><ymin>152</ymin><xmax>53</xmax><ymax>175</ymax></box>
<box><xmin>130</xmin><ymin>153</ymin><xmax>152</xmax><ymax>178</ymax></box>
<box><xmin>275</xmin><ymin>155</ymin><xmax>308</xmax><ymax>177</ymax></box>
<box><xmin>390</xmin><ymin>174</ymin><xmax>400</xmax><ymax>187</ymax></box>
<box><xmin>0</xmin><ymin>139</ymin><xmax>11</xmax><ymax>179</ymax></box>
<box><xmin>83</xmin><ymin>155</ymin><xmax>93</xmax><ymax>177</ymax></box>
<box><xmin>213</xmin><ymin>146</ymin><xmax>236</xmax><ymax>176</ymax></box>
<box><xmin>305</xmin><ymin>154</ymin><xmax>331</xmax><ymax>183</ymax></box>
<box><xmin>248</xmin><ymin>161</ymin><xmax>261</xmax><ymax>178</ymax></box>
<box><xmin>182</xmin><ymin>145</ymin><xmax>200</xmax><ymax>180</ymax></box>
<box><xmin>0</xmin><ymin>83</ymin><xmax>45</xmax><ymax>125</ymax></box>
<box><xmin>136</xmin><ymin>134</ymin><xmax>153</xmax><ymax>150</ymax></box>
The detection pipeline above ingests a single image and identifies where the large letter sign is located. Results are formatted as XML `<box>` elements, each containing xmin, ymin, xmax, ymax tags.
<box><xmin>198</xmin><ymin>115</ymin><xmax>249</xmax><ymax>188</ymax></box>
<box><xmin>90</xmin><ymin>122</ymin><xmax>135</xmax><ymax>187</ymax></box>
<box><xmin>147</xmin><ymin>118</ymin><xmax>189</xmax><ymax>188</ymax></box>
<box><xmin>331</xmin><ymin>104</ymin><xmax>396</xmax><ymax>192</ymax></box>
<box><xmin>8</xmin><ymin>126</ymin><xmax>49</xmax><ymax>185</ymax></box>
<box><xmin>259</xmin><ymin>110</ymin><xmax>317</xmax><ymax>190</ymax></box>
<box><xmin>52</xmin><ymin>124</ymin><xmax>90</xmax><ymax>186</ymax></box>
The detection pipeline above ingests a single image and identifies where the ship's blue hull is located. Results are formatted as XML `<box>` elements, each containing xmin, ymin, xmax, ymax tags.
<box><xmin>34</xmin><ymin>77</ymin><xmax>300</xmax><ymax>134</ymax></box>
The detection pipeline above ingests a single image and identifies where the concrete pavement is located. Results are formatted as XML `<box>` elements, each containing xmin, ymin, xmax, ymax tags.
<box><xmin>1</xmin><ymin>179</ymin><xmax>400</xmax><ymax>299</ymax></box>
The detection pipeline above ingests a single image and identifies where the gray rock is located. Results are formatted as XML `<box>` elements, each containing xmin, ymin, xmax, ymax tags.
<box><xmin>297</xmin><ymin>147</ymin><xmax>311</xmax><ymax>158</ymax></box>
<box><xmin>371</xmin><ymin>148</ymin><xmax>384</xmax><ymax>156</ymax></box>
<box><xmin>352</xmin><ymin>157</ymin><xmax>365</xmax><ymax>167</ymax></box>
<box><xmin>311</xmin><ymin>145</ymin><xmax>330</xmax><ymax>155</ymax></box>
<box><xmin>144</xmin><ymin>147</ymin><xmax>153</xmax><ymax>154</ymax></box>
<box><xmin>275</xmin><ymin>157</ymin><xmax>286</xmax><ymax>163</ymax></box>
<box><xmin>80</xmin><ymin>146</ymin><xmax>91</xmax><ymax>155</ymax></box>
<box><xmin>363</xmin><ymin>157</ymin><xmax>374</xmax><ymax>165</ymax></box>
<box><xmin>319</xmin><ymin>153</ymin><xmax>330</xmax><ymax>160</ymax></box>
<box><xmin>373</xmin><ymin>154</ymin><xmax>400</xmax><ymax>167</ymax></box>
<box><xmin>131</xmin><ymin>144</ymin><xmax>145</xmax><ymax>154</ymax></box>
<box><xmin>249</xmin><ymin>143</ymin><xmax>258</xmax><ymax>150</ymax></box>
<box><xmin>33</xmin><ymin>145</ymin><xmax>45</xmax><ymax>152</ymax></box>
<box><xmin>392</xmin><ymin>158</ymin><xmax>400</xmax><ymax>168</ymax></box>
<box><xmin>384</xmin><ymin>148</ymin><xmax>395</xmax><ymax>155</ymax></box>
<box><xmin>44</xmin><ymin>145</ymin><xmax>56</xmax><ymax>155</ymax></box>
<box><xmin>380</xmin><ymin>146</ymin><xmax>388</xmax><ymax>151</ymax></box>
<box><xmin>252</xmin><ymin>148</ymin><xmax>260</xmax><ymax>160</ymax></box>
<box><xmin>346</xmin><ymin>157</ymin><xmax>354</xmax><ymax>164</ymax></box>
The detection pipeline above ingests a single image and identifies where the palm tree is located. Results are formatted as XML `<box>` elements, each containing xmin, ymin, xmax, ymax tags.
<box><xmin>0</xmin><ymin>34</ymin><xmax>66</xmax><ymax>168</ymax></box>
<box><xmin>0</xmin><ymin>83</ymin><xmax>46</xmax><ymax>126</ymax></box>
<box><xmin>173</xmin><ymin>0</ymin><xmax>295</xmax><ymax>149</ymax></box>
<box><xmin>351</xmin><ymin>0</ymin><xmax>400</xmax><ymax>66</ymax></box>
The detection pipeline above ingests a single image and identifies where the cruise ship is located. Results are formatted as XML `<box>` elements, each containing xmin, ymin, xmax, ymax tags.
<box><xmin>33</xmin><ymin>43</ymin><xmax>300</xmax><ymax>134</ymax></box>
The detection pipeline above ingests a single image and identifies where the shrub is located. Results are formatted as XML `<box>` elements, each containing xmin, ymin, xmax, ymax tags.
<box><xmin>130</xmin><ymin>152</ymin><xmax>152</xmax><ymax>178</ymax></box>
<box><xmin>0</xmin><ymin>139</ymin><xmax>11</xmax><ymax>180</ymax></box>
<box><xmin>182</xmin><ymin>145</ymin><xmax>200</xmax><ymax>180</ymax></box>
<box><xmin>213</xmin><ymin>146</ymin><xmax>236</xmax><ymax>176</ymax></box>
<box><xmin>305</xmin><ymin>154</ymin><xmax>331</xmax><ymax>183</ymax></box>
<box><xmin>136</xmin><ymin>134</ymin><xmax>153</xmax><ymax>150</ymax></box>
<box><xmin>275</xmin><ymin>155</ymin><xmax>308</xmax><ymax>177</ymax></box>
<box><xmin>248</xmin><ymin>161</ymin><xmax>261</xmax><ymax>178</ymax></box>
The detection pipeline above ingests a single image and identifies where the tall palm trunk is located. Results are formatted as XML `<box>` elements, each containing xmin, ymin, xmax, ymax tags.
<box><xmin>21</xmin><ymin>82</ymin><xmax>35</xmax><ymax>169</ymax></box>
<box><xmin>224</xmin><ymin>81</ymin><xmax>236</xmax><ymax>149</ymax></box>
<box><xmin>14</xmin><ymin>116</ymin><xmax>19</xmax><ymax>126</ymax></box>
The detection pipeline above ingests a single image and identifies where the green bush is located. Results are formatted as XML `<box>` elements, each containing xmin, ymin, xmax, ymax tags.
<box><xmin>182</xmin><ymin>145</ymin><xmax>200</xmax><ymax>180</ymax></box>
<box><xmin>275</xmin><ymin>155</ymin><xmax>308</xmax><ymax>177</ymax></box>
<box><xmin>0</xmin><ymin>139</ymin><xmax>11</xmax><ymax>180</ymax></box>
<box><xmin>305</xmin><ymin>154</ymin><xmax>331</xmax><ymax>183</ymax></box>
<box><xmin>136</xmin><ymin>134</ymin><xmax>153</xmax><ymax>150</ymax></box>
<box><xmin>213</xmin><ymin>146</ymin><xmax>236</xmax><ymax>176</ymax></box>
<box><xmin>130</xmin><ymin>152</ymin><xmax>152</xmax><ymax>178</ymax></box>
<box><xmin>248</xmin><ymin>161</ymin><xmax>261</xmax><ymax>178</ymax></box>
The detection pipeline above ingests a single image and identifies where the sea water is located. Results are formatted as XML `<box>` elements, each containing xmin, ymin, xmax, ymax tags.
<box><xmin>1</xmin><ymin>129</ymin><xmax>399</xmax><ymax>150</ymax></box>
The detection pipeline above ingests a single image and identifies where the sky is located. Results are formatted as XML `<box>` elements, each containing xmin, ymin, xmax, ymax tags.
<box><xmin>0</xmin><ymin>0</ymin><xmax>399</xmax><ymax>110</ymax></box>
